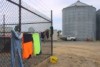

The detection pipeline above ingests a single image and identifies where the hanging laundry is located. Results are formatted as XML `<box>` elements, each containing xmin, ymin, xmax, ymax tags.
<box><xmin>11</xmin><ymin>30</ymin><xmax>23</xmax><ymax>67</ymax></box>
<box><xmin>40</xmin><ymin>32</ymin><xmax>45</xmax><ymax>41</ymax></box>
<box><xmin>32</xmin><ymin>33</ymin><xmax>41</xmax><ymax>55</ymax></box>
<box><xmin>22</xmin><ymin>33</ymin><xmax>33</xmax><ymax>59</ymax></box>
<box><xmin>45</xmin><ymin>30</ymin><xmax>49</xmax><ymax>40</ymax></box>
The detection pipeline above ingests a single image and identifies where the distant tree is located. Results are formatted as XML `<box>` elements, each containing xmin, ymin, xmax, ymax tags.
<box><xmin>28</xmin><ymin>27</ymin><xmax>35</xmax><ymax>32</ymax></box>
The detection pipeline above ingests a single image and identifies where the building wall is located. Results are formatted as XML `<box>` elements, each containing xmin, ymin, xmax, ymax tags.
<box><xmin>53</xmin><ymin>30</ymin><xmax>58</xmax><ymax>41</ymax></box>
<box><xmin>0</xmin><ymin>26</ymin><xmax>12</xmax><ymax>36</ymax></box>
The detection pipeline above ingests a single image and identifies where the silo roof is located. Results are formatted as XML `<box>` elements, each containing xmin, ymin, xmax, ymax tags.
<box><xmin>97</xmin><ymin>9</ymin><xmax>100</xmax><ymax>14</ymax></box>
<box><xmin>69</xmin><ymin>0</ymin><xmax>90</xmax><ymax>7</ymax></box>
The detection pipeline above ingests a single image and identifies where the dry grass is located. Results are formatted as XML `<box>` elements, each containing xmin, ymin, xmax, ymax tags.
<box><xmin>49</xmin><ymin>41</ymin><xmax>100</xmax><ymax>67</ymax></box>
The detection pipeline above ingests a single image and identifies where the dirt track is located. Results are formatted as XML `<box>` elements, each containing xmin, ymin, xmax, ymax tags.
<box><xmin>49</xmin><ymin>41</ymin><xmax>100</xmax><ymax>67</ymax></box>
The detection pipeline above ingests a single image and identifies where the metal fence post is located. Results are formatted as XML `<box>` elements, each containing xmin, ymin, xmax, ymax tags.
<box><xmin>51</xmin><ymin>10</ymin><xmax>53</xmax><ymax>56</ymax></box>
<box><xmin>19</xmin><ymin>0</ymin><xmax>21</xmax><ymax>32</ymax></box>
<box><xmin>3</xmin><ymin>15</ymin><xmax>5</xmax><ymax>48</ymax></box>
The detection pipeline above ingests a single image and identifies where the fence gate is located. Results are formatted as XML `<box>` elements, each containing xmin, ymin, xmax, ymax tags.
<box><xmin>0</xmin><ymin>0</ymin><xmax>53</xmax><ymax>67</ymax></box>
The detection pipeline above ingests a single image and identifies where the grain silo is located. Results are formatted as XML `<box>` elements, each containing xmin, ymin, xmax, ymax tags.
<box><xmin>96</xmin><ymin>9</ymin><xmax>100</xmax><ymax>40</ymax></box>
<box><xmin>62</xmin><ymin>0</ymin><xmax>96</xmax><ymax>40</ymax></box>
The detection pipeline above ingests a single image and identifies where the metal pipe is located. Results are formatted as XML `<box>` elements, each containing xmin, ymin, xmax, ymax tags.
<box><xmin>19</xmin><ymin>0</ymin><xmax>21</xmax><ymax>32</ymax></box>
<box><xmin>3</xmin><ymin>15</ymin><xmax>5</xmax><ymax>48</ymax></box>
<box><xmin>7</xmin><ymin>0</ymin><xmax>51</xmax><ymax>22</ymax></box>
<box><xmin>4</xmin><ymin>22</ymin><xmax>51</xmax><ymax>25</ymax></box>
<box><xmin>51</xmin><ymin>10</ymin><xmax>53</xmax><ymax>56</ymax></box>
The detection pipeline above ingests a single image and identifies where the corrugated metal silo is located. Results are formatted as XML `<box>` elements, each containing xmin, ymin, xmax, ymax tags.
<box><xmin>96</xmin><ymin>10</ymin><xmax>100</xmax><ymax>40</ymax></box>
<box><xmin>62</xmin><ymin>1</ymin><xmax>96</xmax><ymax>40</ymax></box>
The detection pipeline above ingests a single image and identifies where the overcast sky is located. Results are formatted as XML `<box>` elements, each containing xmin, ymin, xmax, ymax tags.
<box><xmin>17</xmin><ymin>0</ymin><xmax>100</xmax><ymax>30</ymax></box>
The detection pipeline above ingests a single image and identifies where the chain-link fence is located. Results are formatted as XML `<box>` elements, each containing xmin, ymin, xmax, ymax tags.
<box><xmin>0</xmin><ymin>0</ymin><xmax>53</xmax><ymax>67</ymax></box>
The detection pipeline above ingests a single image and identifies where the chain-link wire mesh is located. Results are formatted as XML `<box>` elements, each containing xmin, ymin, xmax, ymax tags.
<box><xmin>0</xmin><ymin>0</ymin><xmax>52</xmax><ymax>67</ymax></box>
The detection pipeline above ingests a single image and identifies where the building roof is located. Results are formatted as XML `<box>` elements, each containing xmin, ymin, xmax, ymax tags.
<box><xmin>69</xmin><ymin>0</ymin><xmax>90</xmax><ymax>7</ymax></box>
<box><xmin>0</xmin><ymin>26</ymin><xmax>12</xmax><ymax>32</ymax></box>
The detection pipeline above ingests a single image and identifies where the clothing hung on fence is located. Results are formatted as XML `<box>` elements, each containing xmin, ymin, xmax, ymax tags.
<box><xmin>22</xmin><ymin>33</ymin><xmax>33</xmax><ymax>59</ymax></box>
<box><xmin>11</xmin><ymin>30</ymin><xmax>23</xmax><ymax>67</ymax></box>
<box><xmin>32</xmin><ymin>33</ymin><xmax>41</xmax><ymax>55</ymax></box>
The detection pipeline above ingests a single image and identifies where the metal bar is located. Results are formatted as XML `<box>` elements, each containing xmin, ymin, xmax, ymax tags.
<box><xmin>1</xmin><ymin>32</ymin><xmax>11</xmax><ymax>33</ymax></box>
<box><xmin>19</xmin><ymin>0</ymin><xmax>21</xmax><ymax>32</ymax></box>
<box><xmin>7</xmin><ymin>0</ymin><xmax>51</xmax><ymax>22</ymax></box>
<box><xmin>4</xmin><ymin>22</ymin><xmax>51</xmax><ymax>25</ymax></box>
<box><xmin>3</xmin><ymin>15</ymin><xmax>5</xmax><ymax>48</ymax></box>
<box><xmin>51</xmin><ymin>10</ymin><xmax>53</xmax><ymax>56</ymax></box>
<box><xmin>3</xmin><ymin>15</ymin><xmax>5</xmax><ymax>36</ymax></box>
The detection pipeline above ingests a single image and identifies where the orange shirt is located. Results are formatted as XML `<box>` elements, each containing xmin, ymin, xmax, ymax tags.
<box><xmin>22</xmin><ymin>34</ymin><xmax>33</xmax><ymax>59</ymax></box>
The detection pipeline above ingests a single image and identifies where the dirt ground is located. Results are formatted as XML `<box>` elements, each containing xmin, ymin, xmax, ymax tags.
<box><xmin>49</xmin><ymin>41</ymin><xmax>100</xmax><ymax>67</ymax></box>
